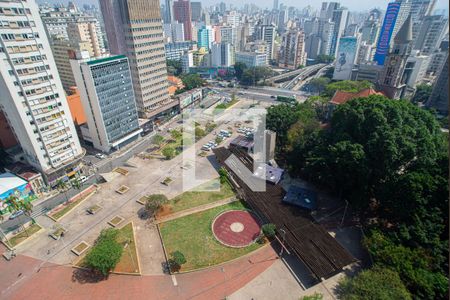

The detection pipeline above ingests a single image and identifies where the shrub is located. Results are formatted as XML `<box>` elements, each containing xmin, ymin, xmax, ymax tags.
<box><xmin>162</xmin><ymin>147</ymin><xmax>175</xmax><ymax>160</ymax></box>
<box><xmin>145</xmin><ymin>194</ymin><xmax>168</xmax><ymax>218</ymax></box>
<box><xmin>169</xmin><ymin>250</ymin><xmax>186</xmax><ymax>272</ymax></box>
<box><xmin>261</xmin><ymin>223</ymin><xmax>276</xmax><ymax>238</ymax></box>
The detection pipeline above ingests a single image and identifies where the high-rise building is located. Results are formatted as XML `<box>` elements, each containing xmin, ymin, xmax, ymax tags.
<box><xmin>427</xmin><ymin>39</ymin><xmax>448</xmax><ymax>75</ymax></box>
<box><xmin>219</xmin><ymin>26</ymin><xmax>236</xmax><ymax>45</ymax></box>
<box><xmin>51</xmin><ymin>38</ymin><xmax>91</xmax><ymax>92</ymax></box>
<box><xmin>374</xmin><ymin>1</ymin><xmax>412</xmax><ymax>65</ymax></box>
<box><xmin>333</xmin><ymin>36</ymin><xmax>360</xmax><ymax>80</ymax></box>
<box><xmin>190</xmin><ymin>2</ymin><xmax>201</xmax><ymax>22</ymax></box>
<box><xmin>329</xmin><ymin>5</ymin><xmax>349</xmax><ymax>57</ymax></box>
<box><xmin>414</xmin><ymin>15</ymin><xmax>448</xmax><ymax>55</ymax></box>
<box><xmin>379</xmin><ymin>15</ymin><xmax>413</xmax><ymax>99</ymax></box>
<box><xmin>278</xmin><ymin>29</ymin><xmax>307</xmax><ymax>69</ymax></box>
<box><xmin>173</xmin><ymin>0</ymin><xmax>193</xmax><ymax>41</ymax></box>
<box><xmin>100</xmin><ymin>0</ymin><xmax>177</xmax><ymax>121</ymax></box>
<box><xmin>197</xmin><ymin>25</ymin><xmax>213</xmax><ymax>50</ymax></box>
<box><xmin>410</xmin><ymin>0</ymin><xmax>436</xmax><ymax>38</ymax></box>
<box><xmin>211</xmin><ymin>43</ymin><xmax>235</xmax><ymax>67</ymax></box>
<box><xmin>70</xmin><ymin>52</ymin><xmax>142</xmax><ymax>152</ymax></box>
<box><xmin>164</xmin><ymin>0</ymin><xmax>174</xmax><ymax>23</ymax></box>
<box><xmin>254</xmin><ymin>24</ymin><xmax>276</xmax><ymax>60</ymax></box>
<box><xmin>0</xmin><ymin>0</ymin><xmax>83</xmax><ymax>181</ymax></box>
<box><xmin>426</xmin><ymin>54</ymin><xmax>448</xmax><ymax>114</ymax></box>
<box><xmin>235</xmin><ymin>52</ymin><xmax>268</xmax><ymax>67</ymax></box>
<box><xmin>403</xmin><ymin>50</ymin><xmax>430</xmax><ymax>87</ymax></box>
<box><xmin>273</xmin><ymin>0</ymin><xmax>279</xmax><ymax>11</ymax></box>
<box><xmin>224</xmin><ymin>11</ymin><xmax>240</xmax><ymax>27</ymax></box>
<box><xmin>163</xmin><ymin>21</ymin><xmax>185</xmax><ymax>43</ymax></box>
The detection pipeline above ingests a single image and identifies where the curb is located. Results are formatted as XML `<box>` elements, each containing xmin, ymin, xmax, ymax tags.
<box><xmin>1</xmin><ymin>223</ymin><xmax>43</xmax><ymax>250</ymax></box>
<box><xmin>156</xmin><ymin>223</ymin><xmax>171</xmax><ymax>275</ymax></box>
<box><xmin>46</xmin><ymin>185</ymin><xmax>99</xmax><ymax>222</ymax></box>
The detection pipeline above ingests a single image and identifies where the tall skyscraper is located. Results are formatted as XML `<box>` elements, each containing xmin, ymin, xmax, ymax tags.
<box><xmin>51</xmin><ymin>38</ymin><xmax>92</xmax><ymax>92</ymax></box>
<box><xmin>173</xmin><ymin>0</ymin><xmax>193</xmax><ymax>41</ymax></box>
<box><xmin>100</xmin><ymin>0</ymin><xmax>176</xmax><ymax>121</ymax></box>
<box><xmin>278</xmin><ymin>29</ymin><xmax>307</xmax><ymax>69</ymax></box>
<box><xmin>410</xmin><ymin>0</ymin><xmax>437</xmax><ymax>38</ymax></box>
<box><xmin>414</xmin><ymin>15</ymin><xmax>448</xmax><ymax>55</ymax></box>
<box><xmin>254</xmin><ymin>24</ymin><xmax>276</xmax><ymax>60</ymax></box>
<box><xmin>190</xmin><ymin>2</ymin><xmax>201</xmax><ymax>22</ymax></box>
<box><xmin>273</xmin><ymin>0</ymin><xmax>279</xmax><ymax>11</ymax></box>
<box><xmin>379</xmin><ymin>15</ymin><xmax>413</xmax><ymax>99</ymax></box>
<box><xmin>70</xmin><ymin>52</ymin><xmax>142</xmax><ymax>152</ymax></box>
<box><xmin>374</xmin><ymin>0</ymin><xmax>411</xmax><ymax>65</ymax></box>
<box><xmin>0</xmin><ymin>0</ymin><xmax>83</xmax><ymax>181</ymax></box>
<box><xmin>197</xmin><ymin>25</ymin><xmax>213</xmax><ymax>50</ymax></box>
<box><xmin>164</xmin><ymin>0</ymin><xmax>174</xmax><ymax>23</ymax></box>
<box><xmin>211</xmin><ymin>43</ymin><xmax>235</xmax><ymax>67</ymax></box>
<box><xmin>426</xmin><ymin>54</ymin><xmax>448</xmax><ymax>114</ymax></box>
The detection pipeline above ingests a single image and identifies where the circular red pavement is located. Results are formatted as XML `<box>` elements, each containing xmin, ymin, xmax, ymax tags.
<box><xmin>212</xmin><ymin>210</ymin><xmax>262</xmax><ymax>248</ymax></box>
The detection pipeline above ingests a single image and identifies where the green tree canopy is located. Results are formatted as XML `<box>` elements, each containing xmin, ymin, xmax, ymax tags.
<box><xmin>412</xmin><ymin>84</ymin><xmax>433</xmax><ymax>104</ymax></box>
<box><xmin>86</xmin><ymin>229</ymin><xmax>123</xmax><ymax>276</ymax></box>
<box><xmin>364</xmin><ymin>230</ymin><xmax>448</xmax><ymax>299</ymax></box>
<box><xmin>162</xmin><ymin>147</ymin><xmax>175</xmax><ymax>160</ymax></box>
<box><xmin>234</xmin><ymin>62</ymin><xmax>247</xmax><ymax>80</ymax></box>
<box><xmin>324</xmin><ymin>80</ymin><xmax>373</xmax><ymax>96</ymax></box>
<box><xmin>180</xmin><ymin>74</ymin><xmax>205</xmax><ymax>90</ymax></box>
<box><xmin>338</xmin><ymin>266</ymin><xmax>412</xmax><ymax>300</ymax></box>
<box><xmin>166</xmin><ymin>59</ymin><xmax>182</xmax><ymax>76</ymax></box>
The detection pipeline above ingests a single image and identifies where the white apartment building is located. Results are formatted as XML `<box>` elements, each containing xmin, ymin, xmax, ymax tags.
<box><xmin>0</xmin><ymin>0</ymin><xmax>83</xmax><ymax>181</ymax></box>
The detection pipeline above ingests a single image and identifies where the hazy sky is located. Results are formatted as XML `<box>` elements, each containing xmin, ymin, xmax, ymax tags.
<box><xmin>37</xmin><ymin>0</ymin><xmax>449</xmax><ymax>13</ymax></box>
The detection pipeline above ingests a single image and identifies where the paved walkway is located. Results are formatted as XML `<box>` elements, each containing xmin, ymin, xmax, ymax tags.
<box><xmin>0</xmin><ymin>244</ymin><xmax>278</xmax><ymax>300</ymax></box>
<box><xmin>155</xmin><ymin>197</ymin><xmax>237</xmax><ymax>224</ymax></box>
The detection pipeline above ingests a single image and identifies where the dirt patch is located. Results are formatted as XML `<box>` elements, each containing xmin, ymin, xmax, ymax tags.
<box><xmin>156</xmin><ymin>204</ymin><xmax>173</xmax><ymax>219</ymax></box>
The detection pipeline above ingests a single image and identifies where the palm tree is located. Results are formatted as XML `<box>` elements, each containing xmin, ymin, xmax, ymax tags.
<box><xmin>18</xmin><ymin>200</ymin><xmax>33</xmax><ymax>237</ymax></box>
<box><xmin>71</xmin><ymin>177</ymin><xmax>82</xmax><ymax>191</ymax></box>
<box><xmin>5</xmin><ymin>195</ymin><xmax>29</xmax><ymax>237</ymax></box>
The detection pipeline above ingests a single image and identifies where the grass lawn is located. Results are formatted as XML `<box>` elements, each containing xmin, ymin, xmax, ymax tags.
<box><xmin>159</xmin><ymin>200</ymin><xmax>262</xmax><ymax>272</ymax></box>
<box><xmin>156</xmin><ymin>132</ymin><xmax>183</xmax><ymax>156</ymax></box>
<box><xmin>214</xmin><ymin>99</ymin><xmax>239</xmax><ymax>114</ymax></box>
<box><xmin>163</xmin><ymin>179</ymin><xmax>235</xmax><ymax>215</ymax></box>
<box><xmin>6</xmin><ymin>223</ymin><xmax>42</xmax><ymax>247</ymax></box>
<box><xmin>114</xmin><ymin>223</ymin><xmax>140</xmax><ymax>274</ymax></box>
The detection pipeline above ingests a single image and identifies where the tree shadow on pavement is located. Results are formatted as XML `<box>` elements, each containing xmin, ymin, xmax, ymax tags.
<box><xmin>71</xmin><ymin>268</ymin><xmax>105</xmax><ymax>284</ymax></box>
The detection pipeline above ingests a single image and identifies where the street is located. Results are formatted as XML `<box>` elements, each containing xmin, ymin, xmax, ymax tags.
<box><xmin>0</xmin><ymin>86</ymin><xmax>296</xmax><ymax>234</ymax></box>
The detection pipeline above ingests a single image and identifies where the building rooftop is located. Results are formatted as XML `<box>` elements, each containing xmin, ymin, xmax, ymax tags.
<box><xmin>0</xmin><ymin>172</ymin><xmax>28</xmax><ymax>195</ymax></box>
<box><xmin>230</xmin><ymin>135</ymin><xmax>254</xmax><ymax>150</ymax></box>
<box><xmin>283</xmin><ymin>185</ymin><xmax>317</xmax><ymax>211</ymax></box>
<box><xmin>85</xmin><ymin>54</ymin><xmax>127</xmax><ymax>65</ymax></box>
<box><xmin>330</xmin><ymin>87</ymin><xmax>384</xmax><ymax>105</ymax></box>
<box><xmin>253</xmin><ymin>163</ymin><xmax>284</xmax><ymax>184</ymax></box>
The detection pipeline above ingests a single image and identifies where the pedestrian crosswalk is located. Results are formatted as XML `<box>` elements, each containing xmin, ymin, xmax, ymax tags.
<box><xmin>31</xmin><ymin>206</ymin><xmax>48</xmax><ymax>219</ymax></box>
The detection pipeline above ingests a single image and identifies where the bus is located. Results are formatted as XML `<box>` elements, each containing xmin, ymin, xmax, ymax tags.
<box><xmin>276</xmin><ymin>95</ymin><xmax>297</xmax><ymax>104</ymax></box>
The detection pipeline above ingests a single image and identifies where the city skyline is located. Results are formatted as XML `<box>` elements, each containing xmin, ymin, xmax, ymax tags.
<box><xmin>37</xmin><ymin>0</ymin><xmax>450</xmax><ymax>14</ymax></box>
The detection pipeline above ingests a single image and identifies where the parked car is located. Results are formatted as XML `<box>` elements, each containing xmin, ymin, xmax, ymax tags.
<box><xmin>95</xmin><ymin>153</ymin><xmax>106</xmax><ymax>159</ymax></box>
<box><xmin>79</xmin><ymin>176</ymin><xmax>88</xmax><ymax>184</ymax></box>
<box><xmin>201</xmin><ymin>145</ymin><xmax>211</xmax><ymax>151</ymax></box>
<box><xmin>9</xmin><ymin>210</ymin><xmax>24</xmax><ymax>220</ymax></box>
